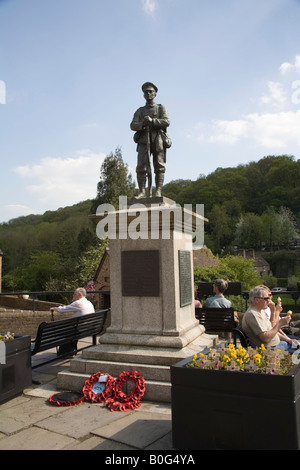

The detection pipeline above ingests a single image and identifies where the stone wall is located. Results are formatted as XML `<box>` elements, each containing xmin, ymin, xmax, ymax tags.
<box><xmin>0</xmin><ymin>309</ymin><xmax>73</xmax><ymax>338</ymax></box>
<box><xmin>0</xmin><ymin>295</ymin><xmax>61</xmax><ymax>311</ymax></box>
<box><xmin>0</xmin><ymin>294</ymin><xmax>110</xmax><ymax>338</ymax></box>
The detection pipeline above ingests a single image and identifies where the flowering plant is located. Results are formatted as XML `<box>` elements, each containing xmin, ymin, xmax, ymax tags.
<box><xmin>188</xmin><ymin>342</ymin><xmax>293</xmax><ymax>375</ymax></box>
<box><xmin>0</xmin><ymin>331</ymin><xmax>15</xmax><ymax>341</ymax></box>
<box><xmin>85</xmin><ymin>280</ymin><xmax>95</xmax><ymax>299</ymax></box>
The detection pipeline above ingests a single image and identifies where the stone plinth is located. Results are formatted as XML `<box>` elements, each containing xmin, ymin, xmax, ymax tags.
<box><xmin>94</xmin><ymin>197</ymin><xmax>206</xmax><ymax>347</ymax></box>
<box><xmin>57</xmin><ymin>198</ymin><xmax>216</xmax><ymax>402</ymax></box>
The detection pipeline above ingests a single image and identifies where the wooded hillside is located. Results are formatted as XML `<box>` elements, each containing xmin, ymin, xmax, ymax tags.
<box><xmin>0</xmin><ymin>153</ymin><xmax>299</xmax><ymax>293</ymax></box>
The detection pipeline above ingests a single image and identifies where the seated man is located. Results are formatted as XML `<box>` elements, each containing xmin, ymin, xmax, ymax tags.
<box><xmin>50</xmin><ymin>287</ymin><xmax>95</xmax><ymax>317</ymax></box>
<box><xmin>50</xmin><ymin>287</ymin><xmax>95</xmax><ymax>356</ymax></box>
<box><xmin>205</xmin><ymin>279</ymin><xmax>232</xmax><ymax>308</ymax></box>
<box><xmin>242</xmin><ymin>285</ymin><xmax>295</xmax><ymax>351</ymax></box>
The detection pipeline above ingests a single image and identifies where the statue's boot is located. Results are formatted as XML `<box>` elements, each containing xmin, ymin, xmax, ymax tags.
<box><xmin>155</xmin><ymin>173</ymin><xmax>164</xmax><ymax>197</ymax></box>
<box><xmin>135</xmin><ymin>174</ymin><xmax>146</xmax><ymax>199</ymax></box>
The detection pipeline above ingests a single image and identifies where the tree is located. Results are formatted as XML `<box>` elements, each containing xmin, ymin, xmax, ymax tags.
<box><xmin>194</xmin><ymin>255</ymin><xmax>261</xmax><ymax>292</ymax></box>
<box><xmin>235</xmin><ymin>213</ymin><xmax>264</xmax><ymax>249</ymax></box>
<box><xmin>193</xmin><ymin>254</ymin><xmax>261</xmax><ymax>311</ymax></box>
<box><xmin>208</xmin><ymin>204</ymin><xmax>231</xmax><ymax>252</ymax></box>
<box><xmin>162</xmin><ymin>179</ymin><xmax>192</xmax><ymax>201</ymax></box>
<box><xmin>76</xmin><ymin>239</ymin><xmax>109</xmax><ymax>285</ymax></box>
<box><xmin>277</xmin><ymin>207</ymin><xmax>299</xmax><ymax>247</ymax></box>
<box><xmin>3</xmin><ymin>251</ymin><xmax>62</xmax><ymax>291</ymax></box>
<box><xmin>90</xmin><ymin>147</ymin><xmax>135</xmax><ymax>213</ymax></box>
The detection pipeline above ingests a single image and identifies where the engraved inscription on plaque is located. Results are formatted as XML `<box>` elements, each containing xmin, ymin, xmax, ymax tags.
<box><xmin>122</xmin><ymin>250</ymin><xmax>160</xmax><ymax>296</ymax></box>
<box><xmin>178</xmin><ymin>250</ymin><xmax>192</xmax><ymax>307</ymax></box>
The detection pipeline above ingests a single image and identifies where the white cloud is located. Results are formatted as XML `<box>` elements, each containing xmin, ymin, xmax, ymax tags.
<box><xmin>206</xmin><ymin>110</ymin><xmax>300</xmax><ymax>149</ymax></box>
<box><xmin>209</xmin><ymin>119</ymin><xmax>250</xmax><ymax>144</ymax></box>
<box><xmin>280</xmin><ymin>54</ymin><xmax>300</xmax><ymax>75</ymax></box>
<box><xmin>205</xmin><ymin>56</ymin><xmax>300</xmax><ymax>150</ymax></box>
<box><xmin>260</xmin><ymin>81</ymin><xmax>286</xmax><ymax>106</ymax></box>
<box><xmin>13</xmin><ymin>150</ymin><xmax>106</xmax><ymax>208</ymax></box>
<box><xmin>279</xmin><ymin>61</ymin><xmax>294</xmax><ymax>75</ymax></box>
<box><xmin>247</xmin><ymin>111</ymin><xmax>300</xmax><ymax>148</ymax></box>
<box><xmin>142</xmin><ymin>0</ymin><xmax>157</xmax><ymax>15</ymax></box>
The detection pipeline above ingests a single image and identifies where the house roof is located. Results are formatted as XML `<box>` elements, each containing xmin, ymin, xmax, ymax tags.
<box><xmin>193</xmin><ymin>247</ymin><xmax>219</xmax><ymax>268</ymax></box>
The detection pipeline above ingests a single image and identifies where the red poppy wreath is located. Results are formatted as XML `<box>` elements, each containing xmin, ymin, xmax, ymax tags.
<box><xmin>48</xmin><ymin>391</ymin><xmax>85</xmax><ymax>406</ymax></box>
<box><xmin>82</xmin><ymin>372</ymin><xmax>115</xmax><ymax>403</ymax></box>
<box><xmin>106</xmin><ymin>370</ymin><xmax>146</xmax><ymax>412</ymax></box>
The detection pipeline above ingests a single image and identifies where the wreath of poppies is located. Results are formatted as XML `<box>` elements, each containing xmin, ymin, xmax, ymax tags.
<box><xmin>49</xmin><ymin>370</ymin><xmax>146</xmax><ymax>411</ymax></box>
<box><xmin>106</xmin><ymin>371</ymin><xmax>146</xmax><ymax>411</ymax></box>
<box><xmin>48</xmin><ymin>391</ymin><xmax>85</xmax><ymax>407</ymax></box>
<box><xmin>82</xmin><ymin>372</ymin><xmax>115</xmax><ymax>403</ymax></box>
<box><xmin>82</xmin><ymin>370</ymin><xmax>146</xmax><ymax>411</ymax></box>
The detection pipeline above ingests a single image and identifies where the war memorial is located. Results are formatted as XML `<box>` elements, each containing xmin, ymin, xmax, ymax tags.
<box><xmin>57</xmin><ymin>82</ymin><xmax>216</xmax><ymax>401</ymax></box>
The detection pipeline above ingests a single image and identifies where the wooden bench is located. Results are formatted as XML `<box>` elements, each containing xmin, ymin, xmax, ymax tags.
<box><xmin>31</xmin><ymin>309</ymin><xmax>109</xmax><ymax>368</ymax></box>
<box><xmin>195</xmin><ymin>307</ymin><xmax>237</xmax><ymax>333</ymax></box>
<box><xmin>232</xmin><ymin>327</ymin><xmax>252</xmax><ymax>348</ymax></box>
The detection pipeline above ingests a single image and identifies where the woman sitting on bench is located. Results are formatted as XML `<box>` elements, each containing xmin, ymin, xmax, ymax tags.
<box><xmin>205</xmin><ymin>279</ymin><xmax>232</xmax><ymax>308</ymax></box>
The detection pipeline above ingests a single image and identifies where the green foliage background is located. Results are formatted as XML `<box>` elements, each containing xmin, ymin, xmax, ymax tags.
<box><xmin>0</xmin><ymin>153</ymin><xmax>300</xmax><ymax>297</ymax></box>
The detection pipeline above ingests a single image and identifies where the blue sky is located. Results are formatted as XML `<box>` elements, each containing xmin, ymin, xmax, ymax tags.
<box><xmin>1</xmin><ymin>0</ymin><xmax>300</xmax><ymax>223</ymax></box>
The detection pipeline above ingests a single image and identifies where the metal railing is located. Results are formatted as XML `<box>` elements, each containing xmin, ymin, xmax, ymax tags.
<box><xmin>197</xmin><ymin>282</ymin><xmax>300</xmax><ymax>311</ymax></box>
<box><xmin>0</xmin><ymin>290</ymin><xmax>111</xmax><ymax>312</ymax></box>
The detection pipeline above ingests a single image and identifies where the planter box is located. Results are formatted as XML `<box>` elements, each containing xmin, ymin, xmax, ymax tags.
<box><xmin>171</xmin><ymin>354</ymin><xmax>300</xmax><ymax>450</ymax></box>
<box><xmin>0</xmin><ymin>335</ymin><xmax>32</xmax><ymax>403</ymax></box>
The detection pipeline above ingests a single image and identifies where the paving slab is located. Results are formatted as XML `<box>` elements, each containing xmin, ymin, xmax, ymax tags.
<box><xmin>0</xmin><ymin>340</ymin><xmax>176</xmax><ymax>451</ymax></box>
<box><xmin>91</xmin><ymin>411</ymin><xmax>172</xmax><ymax>449</ymax></box>
<box><xmin>36</xmin><ymin>401</ymin><xmax>133</xmax><ymax>439</ymax></box>
<box><xmin>24</xmin><ymin>379</ymin><xmax>58</xmax><ymax>399</ymax></box>
<box><xmin>0</xmin><ymin>397</ymin><xmax>65</xmax><ymax>435</ymax></box>
<box><xmin>145</xmin><ymin>431</ymin><xmax>174</xmax><ymax>450</ymax></box>
<box><xmin>138</xmin><ymin>401</ymin><xmax>171</xmax><ymax>415</ymax></box>
<box><xmin>64</xmin><ymin>435</ymin><xmax>137</xmax><ymax>450</ymax></box>
<box><xmin>0</xmin><ymin>394</ymin><xmax>31</xmax><ymax>410</ymax></box>
<box><xmin>0</xmin><ymin>427</ymin><xmax>75</xmax><ymax>450</ymax></box>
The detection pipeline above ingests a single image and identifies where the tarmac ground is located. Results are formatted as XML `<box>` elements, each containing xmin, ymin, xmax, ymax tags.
<box><xmin>0</xmin><ymin>338</ymin><xmax>178</xmax><ymax>454</ymax></box>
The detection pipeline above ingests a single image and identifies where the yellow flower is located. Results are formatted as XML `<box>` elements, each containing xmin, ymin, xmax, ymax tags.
<box><xmin>253</xmin><ymin>353</ymin><xmax>262</xmax><ymax>365</ymax></box>
<box><xmin>222</xmin><ymin>354</ymin><xmax>230</xmax><ymax>364</ymax></box>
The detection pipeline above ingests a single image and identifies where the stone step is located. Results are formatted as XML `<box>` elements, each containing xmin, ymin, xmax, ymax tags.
<box><xmin>57</xmin><ymin>332</ymin><xmax>218</xmax><ymax>403</ymax></box>
<box><xmin>57</xmin><ymin>369</ymin><xmax>171</xmax><ymax>402</ymax></box>
<box><xmin>79</xmin><ymin>332</ymin><xmax>218</xmax><ymax>366</ymax></box>
<box><xmin>69</xmin><ymin>356</ymin><xmax>171</xmax><ymax>382</ymax></box>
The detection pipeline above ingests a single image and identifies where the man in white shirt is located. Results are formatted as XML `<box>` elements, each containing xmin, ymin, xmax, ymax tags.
<box><xmin>50</xmin><ymin>287</ymin><xmax>95</xmax><ymax>356</ymax></box>
<box><xmin>50</xmin><ymin>288</ymin><xmax>95</xmax><ymax>317</ymax></box>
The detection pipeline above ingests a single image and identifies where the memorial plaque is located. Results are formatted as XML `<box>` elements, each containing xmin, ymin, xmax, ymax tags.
<box><xmin>178</xmin><ymin>250</ymin><xmax>192</xmax><ymax>307</ymax></box>
<box><xmin>122</xmin><ymin>250</ymin><xmax>160</xmax><ymax>296</ymax></box>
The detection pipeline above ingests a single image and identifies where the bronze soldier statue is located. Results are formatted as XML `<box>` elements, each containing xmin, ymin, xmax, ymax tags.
<box><xmin>130</xmin><ymin>82</ymin><xmax>171</xmax><ymax>198</ymax></box>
